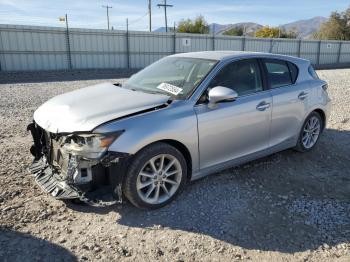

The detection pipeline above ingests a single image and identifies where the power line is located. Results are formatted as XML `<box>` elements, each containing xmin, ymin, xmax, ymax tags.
<box><xmin>128</xmin><ymin>12</ymin><xmax>148</xmax><ymax>26</ymax></box>
<box><xmin>102</xmin><ymin>5</ymin><xmax>112</xmax><ymax>30</ymax></box>
<box><xmin>157</xmin><ymin>0</ymin><xmax>173</xmax><ymax>33</ymax></box>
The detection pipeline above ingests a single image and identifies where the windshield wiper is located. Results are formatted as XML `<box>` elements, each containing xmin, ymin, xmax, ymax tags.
<box><xmin>143</xmin><ymin>90</ymin><xmax>170</xmax><ymax>96</ymax></box>
<box><xmin>121</xmin><ymin>84</ymin><xmax>172</xmax><ymax>96</ymax></box>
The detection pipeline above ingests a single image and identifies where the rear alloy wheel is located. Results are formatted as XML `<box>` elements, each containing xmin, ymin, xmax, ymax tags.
<box><xmin>302</xmin><ymin>116</ymin><xmax>321</xmax><ymax>149</ymax></box>
<box><xmin>123</xmin><ymin>143</ymin><xmax>187</xmax><ymax>209</ymax></box>
<box><xmin>295</xmin><ymin>112</ymin><xmax>323</xmax><ymax>152</ymax></box>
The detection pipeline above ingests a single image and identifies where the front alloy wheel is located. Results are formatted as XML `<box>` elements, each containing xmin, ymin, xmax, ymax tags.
<box><xmin>136</xmin><ymin>154</ymin><xmax>182</xmax><ymax>205</ymax></box>
<box><xmin>123</xmin><ymin>143</ymin><xmax>187</xmax><ymax>209</ymax></box>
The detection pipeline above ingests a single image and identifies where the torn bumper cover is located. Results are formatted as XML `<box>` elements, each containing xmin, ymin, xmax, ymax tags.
<box><xmin>28</xmin><ymin>157</ymin><xmax>81</xmax><ymax>199</ymax></box>
<box><xmin>27</xmin><ymin>122</ymin><xmax>129</xmax><ymax>206</ymax></box>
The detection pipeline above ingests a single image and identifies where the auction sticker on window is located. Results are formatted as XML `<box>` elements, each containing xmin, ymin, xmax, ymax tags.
<box><xmin>156</xmin><ymin>82</ymin><xmax>183</xmax><ymax>95</ymax></box>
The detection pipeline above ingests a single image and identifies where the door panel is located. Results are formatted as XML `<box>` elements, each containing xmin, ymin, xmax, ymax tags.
<box><xmin>195</xmin><ymin>91</ymin><xmax>272</xmax><ymax>169</ymax></box>
<box><xmin>262</xmin><ymin>58</ymin><xmax>310</xmax><ymax>148</ymax></box>
<box><xmin>269</xmin><ymin>83</ymin><xmax>310</xmax><ymax>147</ymax></box>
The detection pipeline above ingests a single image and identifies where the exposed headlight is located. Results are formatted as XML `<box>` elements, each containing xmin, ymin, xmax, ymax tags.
<box><xmin>62</xmin><ymin>131</ymin><xmax>123</xmax><ymax>159</ymax></box>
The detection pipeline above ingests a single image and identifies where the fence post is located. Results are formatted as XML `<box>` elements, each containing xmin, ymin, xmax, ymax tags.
<box><xmin>337</xmin><ymin>42</ymin><xmax>343</xmax><ymax>64</ymax></box>
<box><xmin>212</xmin><ymin>34</ymin><xmax>215</xmax><ymax>51</ymax></box>
<box><xmin>298</xmin><ymin>39</ymin><xmax>302</xmax><ymax>57</ymax></box>
<box><xmin>242</xmin><ymin>36</ymin><xmax>246</xmax><ymax>51</ymax></box>
<box><xmin>173</xmin><ymin>23</ymin><xmax>176</xmax><ymax>54</ymax></box>
<box><xmin>316</xmin><ymin>40</ymin><xmax>321</xmax><ymax>65</ymax></box>
<box><xmin>212</xmin><ymin>24</ymin><xmax>215</xmax><ymax>51</ymax></box>
<box><xmin>64</xmin><ymin>14</ymin><xmax>72</xmax><ymax>70</ymax></box>
<box><xmin>269</xmin><ymin>38</ymin><xmax>273</xmax><ymax>53</ymax></box>
<box><xmin>126</xmin><ymin>18</ymin><xmax>130</xmax><ymax>69</ymax></box>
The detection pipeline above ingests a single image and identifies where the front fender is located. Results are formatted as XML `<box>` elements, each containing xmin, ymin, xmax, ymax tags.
<box><xmin>93</xmin><ymin>102</ymin><xmax>199</xmax><ymax>172</ymax></box>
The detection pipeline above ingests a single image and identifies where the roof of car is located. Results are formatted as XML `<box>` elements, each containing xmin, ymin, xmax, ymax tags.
<box><xmin>170</xmin><ymin>51</ymin><xmax>309</xmax><ymax>64</ymax></box>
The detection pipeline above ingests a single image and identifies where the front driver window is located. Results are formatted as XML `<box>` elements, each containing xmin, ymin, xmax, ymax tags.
<box><xmin>208</xmin><ymin>59</ymin><xmax>263</xmax><ymax>96</ymax></box>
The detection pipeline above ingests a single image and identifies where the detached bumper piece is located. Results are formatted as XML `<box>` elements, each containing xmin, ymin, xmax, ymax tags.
<box><xmin>28</xmin><ymin>158</ymin><xmax>81</xmax><ymax>199</ymax></box>
<box><xmin>28</xmin><ymin>158</ymin><xmax>123</xmax><ymax>206</ymax></box>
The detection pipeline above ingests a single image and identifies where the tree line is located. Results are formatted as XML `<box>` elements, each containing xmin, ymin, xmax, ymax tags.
<box><xmin>315</xmin><ymin>6</ymin><xmax>350</xmax><ymax>40</ymax></box>
<box><xmin>175</xmin><ymin>6</ymin><xmax>350</xmax><ymax>40</ymax></box>
<box><xmin>175</xmin><ymin>16</ymin><xmax>298</xmax><ymax>38</ymax></box>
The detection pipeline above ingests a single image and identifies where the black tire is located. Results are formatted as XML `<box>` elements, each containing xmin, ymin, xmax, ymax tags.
<box><xmin>123</xmin><ymin>142</ymin><xmax>187</xmax><ymax>209</ymax></box>
<box><xmin>294</xmin><ymin>111</ymin><xmax>323</xmax><ymax>152</ymax></box>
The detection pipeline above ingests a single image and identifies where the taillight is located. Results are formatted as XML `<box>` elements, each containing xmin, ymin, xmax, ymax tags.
<box><xmin>322</xmin><ymin>84</ymin><xmax>328</xmax><ymax>91</ymax></box>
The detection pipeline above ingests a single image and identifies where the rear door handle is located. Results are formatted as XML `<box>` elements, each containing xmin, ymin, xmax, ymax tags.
<box><xmin>298</xmin><ymin>91</ymin><xmax>308</xmax><ymax>100</ymax></box>
<box><xmin>256</xmin><ymin>101</ymin><xmax>270</xmax><ymax>111</ymax></box>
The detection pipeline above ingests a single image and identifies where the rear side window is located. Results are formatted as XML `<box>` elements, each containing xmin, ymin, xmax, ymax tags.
<box><xmin>308</xmin><ymin>65</ymin><xmax>319</xmax><ymax>80</ymax></box>
<box><xmin>263</xmin><ymin>59</ymin><xmax>294</xmax><ymax>89</ymax></box>
<box><xmin>264</xmin><ymin>60</ymin><xmax>291</xmax><ymax>88</ymax></box>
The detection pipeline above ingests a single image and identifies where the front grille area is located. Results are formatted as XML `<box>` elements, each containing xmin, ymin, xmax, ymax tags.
<box><xmin>50</xmin><ymin>138</ymin><xmax>66</xmax><ymax>168</ymax></box>
<box><xmin>28</xmin><ymin>122</ymin><xmax>125</xmax><ymax>204</ymax></box>
<box><xmin>28</xmin><ymin>122</ymin><xmax>69</xmax><ymax>180</ymax></box>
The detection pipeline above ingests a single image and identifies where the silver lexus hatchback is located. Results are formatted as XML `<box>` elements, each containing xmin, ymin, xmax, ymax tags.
<box><xmin>28</xmin><ymin>51</ymin><xmax>331</xmax><ymax>209</ymax></box>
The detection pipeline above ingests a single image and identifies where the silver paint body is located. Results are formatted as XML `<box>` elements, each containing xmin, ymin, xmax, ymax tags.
<box><xmin>34</xmin><ymin>51</ymin><xmax>331</xmax><ymax>180</ymax></box>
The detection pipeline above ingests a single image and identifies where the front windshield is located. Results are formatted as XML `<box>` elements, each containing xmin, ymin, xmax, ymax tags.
<box><xmin>124</xmin><ymin>57</ymin><xmax>217</xmax><ymax>99</ymax></box>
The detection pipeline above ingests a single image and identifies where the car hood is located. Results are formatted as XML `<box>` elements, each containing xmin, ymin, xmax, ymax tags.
<box><xmin>34</xmin><ymin>82</ymin><xmax>170</xmax><ymax>133</ymax></box>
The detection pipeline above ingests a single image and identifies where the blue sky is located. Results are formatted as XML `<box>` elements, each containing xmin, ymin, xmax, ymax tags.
<box><xmin>0</xmin><ymin>0</ymin><xmax>349</xmax><ymax>30</ymax></box>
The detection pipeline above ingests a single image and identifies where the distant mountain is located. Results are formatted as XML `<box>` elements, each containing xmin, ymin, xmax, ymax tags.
<box><xmin>209</xmin><ymin>23</ymin><xmax>231</xmax><ymax>34</ymax></box>
<box><xmin>211</xmin><ymin>17</ymin><xmax>328</xmax><ymax>38</ymax></box>
<box><xmin>153</xmin><ymin>23</ymin><xmax>261</xmax><ymax>35</ymax></box>
<box><xmin>153</xmin><ymin>27</ymin><xmax>175</xmax><ymax>33</ymax></box>
<box><xmin>154</xmin><ymin>16</ymin><xmax>328</xmax><ymax>39</ymax></box>
<box><xmin>281</xmin><ymin>16</ymin><xmax>327</xmax><ymax>39</ymax></box>
<box><xmin>210</xmin><ymin>22</ymin><xmax>263</xmax><ymax>36</ymax></box>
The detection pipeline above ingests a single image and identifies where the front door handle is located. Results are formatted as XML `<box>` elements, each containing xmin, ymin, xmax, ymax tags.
<box><xmin>256</xmin><ymin>101</ymin><xmax>270</xmax><ymax>111</ymax></box>
<box><xmin>298</xmin><ymin>91</ymin><xmax>308</xmax><ymax>100</ymax></box>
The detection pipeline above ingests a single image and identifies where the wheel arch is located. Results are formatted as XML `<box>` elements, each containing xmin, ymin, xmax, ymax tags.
<box><xmin>313</xmin><ymin>108</ymin><xmax>326</xmax><ymax>131</ymax></box>
<box><xmin>135</xmin><ymin>139</ymin><xmax>193</xmax><ymax>181</ymax></box>
<box><xmin>302</xmin><ymin>107</ymin><xmax>327</xmax><ymax>132</ymax></box>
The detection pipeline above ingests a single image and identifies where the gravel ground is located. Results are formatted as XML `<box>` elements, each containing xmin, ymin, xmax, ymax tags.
<box><xmin>0</xmin><ymin>69</ymin><xmax>349</xmax><ymax>262</ymax></box>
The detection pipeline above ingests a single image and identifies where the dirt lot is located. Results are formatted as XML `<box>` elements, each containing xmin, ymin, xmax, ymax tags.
<box><xmin>0</xmin><ymin>69</ymin><xmax>349</xmax><ymax>262</ymax></box>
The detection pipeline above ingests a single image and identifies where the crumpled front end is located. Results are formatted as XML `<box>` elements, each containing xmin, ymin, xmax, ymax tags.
<box><xmin>27</xmin><ymin>121</ymin><xmax>129</xmax><ymax>206</ymax></box>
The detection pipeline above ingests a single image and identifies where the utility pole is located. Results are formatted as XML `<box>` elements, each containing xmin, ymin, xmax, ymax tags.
<box><xmin>59</xmin><ymin>14</ymin><xmax>72</xmax><ymax>69</ymax></box>
<box><xmin>157</xmin><ymin>0</ymin><xmax>173</xmax><ymax>33</ymax></box>
<box><xmin>148</xmin><ymin>0</ymin><xmax>152</xmax><ymax>32</ymax></box>
<box><xmin>102</xmin><ymin>5</ymin><xmax>112</xmax><ymax>30</ymax></box>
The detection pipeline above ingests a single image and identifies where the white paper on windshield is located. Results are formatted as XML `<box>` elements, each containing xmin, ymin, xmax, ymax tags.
<box><xmin>156</xmin><ymin>82</ymin><xmax>183</xmax><ymax>95</ymax></box>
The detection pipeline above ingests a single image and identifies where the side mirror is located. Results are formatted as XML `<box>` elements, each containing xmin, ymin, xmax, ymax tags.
<box><xmin>208</xmin><ymin>86</ymin><xmax>238</xmax><ymax>108</ymax></box>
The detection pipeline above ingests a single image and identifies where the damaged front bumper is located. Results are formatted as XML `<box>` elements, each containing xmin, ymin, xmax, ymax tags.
<box><xmin>27</xmin><ymin>122</ymin><xmax>129</xmax><ymax>206</ymax></box>
<box><xmin>28</xmin><ymin>157</ymin><xmax>81</xmax><ymax>199</ymax></box>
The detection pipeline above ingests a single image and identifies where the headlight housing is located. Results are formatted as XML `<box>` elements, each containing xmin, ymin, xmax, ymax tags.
<box><xmin>62</xmin><ymin>131</ymin><xmax>123</xmax><ymax>159</ymax></box>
